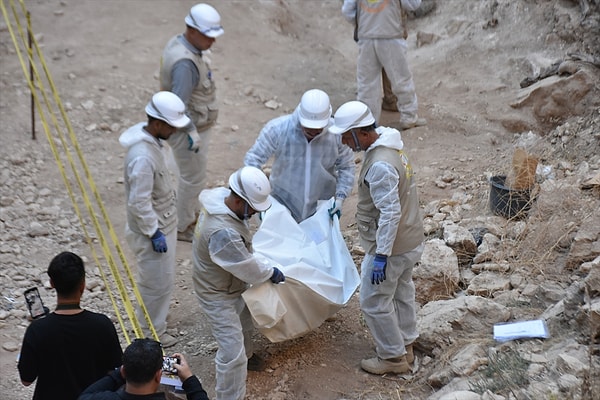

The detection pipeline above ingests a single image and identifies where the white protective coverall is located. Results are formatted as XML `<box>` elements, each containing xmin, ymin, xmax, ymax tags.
<box><xmin>356</xmin><ymin>126</ymin><xmax>424</xmax><ymax>360</ymax></box>
<box><xmin>191</xmin><ymin>187</ymin><xmax>276</xmax><ymax>400</ymax></box>
<box><xmin>342</xmin><ymin>0</ymin><xmax>422</xmax><ymax>124</ymax></box>
<box><xmin>160</xmin><ymin>34</ymin><xmax>218</xmax><ymax>233</ymax></box>
<box><xmin>244</xmin><ymin>106</ymin><xmax>355</xmax><ymax>223</ymax></box>
<box><xmin>119</xmin><ymin>122</ymin><xmax>177</xmax><ymax>338</ymax></box>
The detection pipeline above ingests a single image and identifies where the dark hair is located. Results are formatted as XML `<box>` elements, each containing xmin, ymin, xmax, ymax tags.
<box><xmin>47</xmin><ymin>252</ymin><xmax>85</xmax><ymax>296</ymax></box>
<box><xmin>122</xmin><ymin>339</ymin><xmax>163</xmax><ymax>384</ymax></box>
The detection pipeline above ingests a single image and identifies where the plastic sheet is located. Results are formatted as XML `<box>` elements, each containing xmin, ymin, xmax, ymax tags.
<box><xmin>242</xmin><ymin>197</ymin><xmax>360</xmax><ymax>342</ymax></box>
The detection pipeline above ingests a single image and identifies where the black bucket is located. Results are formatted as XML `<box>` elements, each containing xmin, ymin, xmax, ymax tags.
<box><xmin>489</xmin><ymin>175</ymin><xmax>532</xmax><ymax>219</ymax></box>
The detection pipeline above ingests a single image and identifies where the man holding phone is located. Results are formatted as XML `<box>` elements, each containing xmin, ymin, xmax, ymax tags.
<box><xmin>78</xmin><ymin>338</ymin><xmax>208</xmax><ymax>400</ymax></box>
<box><xmin>18</xmin><ymin>251</ymin><xmax>123</xmax><ymax>400</ymax></box>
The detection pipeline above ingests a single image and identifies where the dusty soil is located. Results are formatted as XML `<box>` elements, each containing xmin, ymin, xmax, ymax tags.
<box><xmin>1</xmin><ymin>1</ymin><xmax>598</xmax><ymax>399</ymax></box>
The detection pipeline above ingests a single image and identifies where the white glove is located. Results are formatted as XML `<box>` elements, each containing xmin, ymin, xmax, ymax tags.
<box><xmin>187</xmin><ymin>129</ymin><xmax>201</xmax><ymax>153</ymax></box>
<box><xmin>328</xmin><ymin>197</ymin><xmax>344</xmax><ymax>219</ymax></box>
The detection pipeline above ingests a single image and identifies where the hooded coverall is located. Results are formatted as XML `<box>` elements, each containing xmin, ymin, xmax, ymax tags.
<box><xmin>160</xmin><ymin>34</ymin><xmax>218</xmax><ymax>233</ymax></box>
<box><xmin>192</xmin><ymin>187</ymin><xmax>276</xmax><ymax>400</ymax></box>
<box><xmin>119</xmin><ymin>122</ymin><xmax>177</xmax><ymax>338</ymax></box>
<box><xmin>244</xmin><ymin>106</ymin><xmax>355</xmax><ymax>223</ymax></box>
<box><xmin>356</xmin><ymin>126</ymin><xmax>424</xmax><ymax>360</ymax></box>
<box><xmin>342</xmin><ymin>0</ymin><xmax>422</xmax><ymax>124</ymax></box>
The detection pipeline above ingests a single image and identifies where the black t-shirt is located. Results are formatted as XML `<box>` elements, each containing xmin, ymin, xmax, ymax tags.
<box><xmin>18</xmin><ymin>310</ymin><xmax>123</xmax><ymax>400</ymax></box>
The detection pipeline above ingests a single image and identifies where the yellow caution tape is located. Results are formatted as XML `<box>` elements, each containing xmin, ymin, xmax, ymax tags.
<box><xmin>1</xmin><ymin>0</ymin><xmax>161</xmax><ymax>346</ymax></box>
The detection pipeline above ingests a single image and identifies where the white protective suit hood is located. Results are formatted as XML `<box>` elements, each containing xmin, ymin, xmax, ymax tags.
<box><xmin>119</xmin><ymin>122</ymin><xmax>159</xmax><ymax>149</ymax></box>
<box><xmin>368</xmin><ymin>126</ymin><xmax>404</xmax><ymax>152</ymax></box>
<box><xmin>199</xmin><ymin>187</ymin><xmax>242</xmax><ymax>222</ymax></box>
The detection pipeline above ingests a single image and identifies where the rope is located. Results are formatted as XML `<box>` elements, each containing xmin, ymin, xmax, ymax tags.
<box><xmin>1</xmin><ymin>0</ymin><xmax>159</xmax><ymax>346</ymax></box>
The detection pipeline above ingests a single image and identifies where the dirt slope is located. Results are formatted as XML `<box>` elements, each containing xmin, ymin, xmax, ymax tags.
<box><xmin>0</xmin><ymin>0</ymin><xmax>598</xmax><ymax>399</ymax></box>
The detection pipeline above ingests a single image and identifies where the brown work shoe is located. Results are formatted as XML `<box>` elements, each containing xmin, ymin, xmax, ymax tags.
<box><xmin>399</xmin><ymin>117</ymin><xmax>427</xmax><ymax>130</ymax></box>
<box><xmin>360</xmin><ymin>355</ymin><xmax>411</xmax><ymax>375</ymax></box>
<box><xmin>160</xmin><ymin>333</ymin><xmax>178</xmax><ymax>348</ymax></box>
<box><xmin>405</xmin><ymin>344</ymin><xmax>414</xmax><ymax>364</ymax></box>
<box><xmin>177</xmin><ymin>226</ymin><xmax>194</xmax><ymax>242</ymax></box>
<box><xmin>408</xmin><ymin>0</ymin><xmax>436</xmax><ymax>19</ymax></box>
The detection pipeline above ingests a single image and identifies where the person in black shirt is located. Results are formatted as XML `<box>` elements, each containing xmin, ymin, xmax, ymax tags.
<box><xmin>78</xmin><ymin>338</ymin><xmax>208</xmax><ymax>400</ymax></box>
<box><xmin>18</xmin><ymin>251</ymin><xmax>123</xmax><ymax>400</ymax></box>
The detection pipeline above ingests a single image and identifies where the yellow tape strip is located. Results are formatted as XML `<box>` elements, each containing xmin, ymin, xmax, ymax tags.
<box><xmin>1</xmin><ymin>0</ymin><xmax>161</xmax><ymax>345</ymax></box>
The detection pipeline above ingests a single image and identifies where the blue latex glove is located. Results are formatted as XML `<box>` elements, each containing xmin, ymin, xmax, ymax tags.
<box><xmin>371</xmin><ymin>254</ymin><xmax>387</xmax><ymax>284</ymax></box>
<box><xmin>187</xmin><ymin>129</ymin><xmax>201</xmax><ymax>153</ymax></box>
<box><xmin>150</xmin><ymin>229</ymin><xmax>168</xmax><ymax>253</ymax></box>
<box><xmin>270</xmin><ymin>267</ymin><xmax>285</xmax><ymax>284</ymax></box>
<box><xmin>328</xmin><ymin>197</ymin><xmax>344</xmax><ymax>220</ymax></box>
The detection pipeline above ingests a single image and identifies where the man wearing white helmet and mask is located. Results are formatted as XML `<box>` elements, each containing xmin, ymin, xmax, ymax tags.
<box><xmin>244</xmin><ymin>89</ymin><xmax>355</xmax><ymax>223</ymax></box>
<box><xmin>159</xmin><ymin>3</ymin><xmax>224</xmax><ymax>242</ymax></box>
<box><xmin>329</xmin><ymin>100</ymin><xmax>424</xmax><ymax>375</ymax></box>
<box><xmin>191</xmin><ymin>166</ymin><xmax>285</xmax><ymax>400</ymax></box>
<box><xmin>119</xmin><ymin>91</ymin><xmax>190</xmax><ymax>347</ymax></box>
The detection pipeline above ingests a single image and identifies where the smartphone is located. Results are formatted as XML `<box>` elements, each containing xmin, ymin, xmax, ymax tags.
<box><xmin>24</xmin><ymin>287</ymin><xmax>47</xmax><ymax>320</ymax></box>
<box><xmin>162</xmin><ymin>356</ymin><xmax>180</xmax><ymax>374</ymax></box>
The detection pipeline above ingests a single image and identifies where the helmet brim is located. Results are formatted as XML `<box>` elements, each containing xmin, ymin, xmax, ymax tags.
<box><xmin>328</xmin><ymin>124</ymin><xmax>347</xmax><ymax>135</ymax></box>
<box><xmin>249</xmin><ymin>197</ymin><xmax>272</xmax><ymax>212</ymax></box>
<box><xmin>328</xmin><ymin>117</ymin><xmax>375</xmax><ymax>135</ymax></box>
<box><xmin>299</xmin><ymin>116</ymin><xmax>330</xmax><ymax>130</ymax></box>
<box><xmin>185</xmin><ymin>15</ymin><xmax>224</xmax><ymax>38</ymax></box>
<box><xmin>145</xmin><ymin>102</ymin><xmax>191</xmax><ymax>129</ymax></box>
<box><xmin>166</xmin><ymin>114</ymin><xmax>191</xmax><ymax>128</ymax></box>
<box><xmin>200</xmin><ymin>27</ymin><xmax>224</xmax><ymax>38</ymax></box>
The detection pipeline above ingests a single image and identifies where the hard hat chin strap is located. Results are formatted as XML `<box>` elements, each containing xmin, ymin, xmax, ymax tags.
<box><xmin>350</xmin><ymin>129</ymin><xmax>363</xmax><ymax>152</ymax></box>
<box><xmin>242</xmin><ymin>202</ymin><xmax>251</xmax><ymax>220</ymax></box>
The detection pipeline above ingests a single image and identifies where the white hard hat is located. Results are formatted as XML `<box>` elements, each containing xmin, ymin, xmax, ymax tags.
<box><xmin>185</xmin><ymin>3</ymin><xmax>224</xmax><ymax>38</ymax></box>
<box><xmin>328</xmin><ymin>100</ymin><xmax>375</xmax><ymax>135</ymax></box>
<box><xmin>298</xmin><ymin>89</ymin><xmax>332</xmax><ymax>129</ymax></box>
<box><xmin>228</xmin><ymin>166</ymin><xmax>272</xmax><ymax>212</ymax></box>
<box><xmin>145</xmin><ymin>91</ymin><xmax>191</xmax><ymax>128</ymax></box>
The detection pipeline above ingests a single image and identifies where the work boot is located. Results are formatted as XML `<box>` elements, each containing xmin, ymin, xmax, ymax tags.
<box><xmin>399</xmin><ymin>117</ymin><xmax>427</xmax><ymax>130</ymax></box>
<box><xmin>405</xmin><ymin>344</ymin><xmax>414</xmax><ymax>364</ymax></box>
<box><xmin>360</xmin><ymin>355</ymin><xmax>411</xmax><ymax>375</ymax></box>
<box><xmin>177</xmin><ymin>225</ymin><xmax>195</xmax><ymax>243</ymax></box>
<box><xmin>247</xmin><ymin>353</ymin><xmax>266</xmax><ymax>372</ymax></box>
<box><xmin>407</xmin><ymin>0</ymin><xmax>436</xmax><ymax>19</ymax></box>
<box><xmin>160</xmin><ymin>333</ymin><xmax>178</xmax><ymax>348</ymax></box>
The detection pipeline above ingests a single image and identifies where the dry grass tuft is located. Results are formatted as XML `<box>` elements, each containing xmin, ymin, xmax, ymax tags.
<box><xmin>469</xmin><ymin>347</ymin><xmax>530</xmax><ymax>397</ymax></box>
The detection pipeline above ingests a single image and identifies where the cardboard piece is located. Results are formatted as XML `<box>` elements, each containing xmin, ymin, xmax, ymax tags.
<box><xmin>506</xmin><ymin>148</ymin><xmax>538</xmax><ymax>190</ymax></box>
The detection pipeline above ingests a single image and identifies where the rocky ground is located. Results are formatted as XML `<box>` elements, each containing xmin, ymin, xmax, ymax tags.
<box><xmin>1</xmin><ymin>0</ymin><xmax>600</xmax><ymax>399</ymax></box>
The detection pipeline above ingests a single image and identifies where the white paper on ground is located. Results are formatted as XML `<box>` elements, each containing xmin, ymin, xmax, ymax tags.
<box><xmin>160</xmin><ymin>373</ymin><xmax>182</xmax><ymax>389</ymax></box>
<box><xmin>243</xmin><ymin>197</ymin><xmax>360</xmax><ymax>342</ymax></box>
<box><xmin>493</xmin><ymin>319</ymin><xmax>550</xmax><ymax>342</ymax></box>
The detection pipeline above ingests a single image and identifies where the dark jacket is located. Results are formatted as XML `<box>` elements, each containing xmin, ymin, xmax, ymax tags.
<box><xmin>77</xmin><ymin>369</ymin><xmax>209</xmax><ymax>400</ymax></box>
